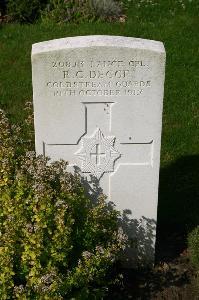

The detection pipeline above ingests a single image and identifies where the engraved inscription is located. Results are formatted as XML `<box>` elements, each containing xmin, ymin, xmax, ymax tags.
<box><xmin>45</xmin><ymin>57</ymin><xmax>152</xmax><ymax>97</ymax></box>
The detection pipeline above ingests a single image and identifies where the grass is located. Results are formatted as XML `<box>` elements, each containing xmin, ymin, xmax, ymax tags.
<box><xmin>0</xmin><ymin>0</ymin><xmax>198</xmax><ymax>237</ymax></box>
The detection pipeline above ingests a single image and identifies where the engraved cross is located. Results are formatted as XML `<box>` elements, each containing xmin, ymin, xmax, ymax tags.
<box><xmin>43</xmin><ymin>101</ymin><xmax>153</xmax><ymax>198</ymax></box>
<box><xmin>90</xmin><ymin>144</ymin><xmax>106</xmax><ymax>166</ymax></box>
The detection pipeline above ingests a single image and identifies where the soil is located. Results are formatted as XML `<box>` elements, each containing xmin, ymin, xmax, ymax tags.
<box><xmin>108</xmin><ymin>228</ymin><xmax>199</xmax><ymax>300</ymax></box>
<box><xmin>113</xmin><ymin>253</ymin><xmax>198</xmax><ymax>300</ymax></box>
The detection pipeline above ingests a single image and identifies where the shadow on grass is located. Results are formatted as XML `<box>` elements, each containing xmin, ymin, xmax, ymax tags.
<box><xmin>156</xmin><ymin>154</ymin><xmax>199</xmax><ymax>262</ymax></box>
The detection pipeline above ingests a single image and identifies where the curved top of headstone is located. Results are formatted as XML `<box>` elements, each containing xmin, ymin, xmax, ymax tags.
<box><xmin>32</xmin><ymin>35</ymin><xmax>165</xmax><ymax>55</ymax></box>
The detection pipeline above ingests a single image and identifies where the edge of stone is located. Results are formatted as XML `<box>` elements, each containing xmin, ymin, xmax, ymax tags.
<box><xmin>32</xmin><ymin>35</ymin><xmax>165</xmax><ymax>56</ymax></box>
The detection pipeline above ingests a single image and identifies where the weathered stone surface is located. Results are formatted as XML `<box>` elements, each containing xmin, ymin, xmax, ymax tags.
<box><xmin>32</xmin><ymin>35</ymin><xmax>166</xmax><ymax>266</ymax></box>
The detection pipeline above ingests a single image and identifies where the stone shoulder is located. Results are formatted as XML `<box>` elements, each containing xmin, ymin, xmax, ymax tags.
<box><xmin>32</xmin><ymin>35</ymin><xmax>165</xmax><ymax>56</ymax></box>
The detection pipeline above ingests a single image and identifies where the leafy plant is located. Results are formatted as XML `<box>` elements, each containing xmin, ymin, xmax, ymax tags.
<box><xmin>0</xmin><ymin>109</ymin><xmax>127</xmax><ymax>299</ymax></box>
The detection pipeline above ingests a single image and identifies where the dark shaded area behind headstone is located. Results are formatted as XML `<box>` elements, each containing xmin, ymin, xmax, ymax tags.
<box><xmin>156</xmin><ymin>155</ymin><xmax>199</xmax><ymax>262</ymax></box>
<box><xmin>0</xmin><ymin>0</ymin><xmax>6</xmax><ymax>15</ymax></box>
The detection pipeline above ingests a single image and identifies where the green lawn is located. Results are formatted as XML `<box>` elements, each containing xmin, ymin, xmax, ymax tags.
<box><xmin>0</xmin><ymin>0</ymin><xmax>198</xmax><ymax>233</ymax></box>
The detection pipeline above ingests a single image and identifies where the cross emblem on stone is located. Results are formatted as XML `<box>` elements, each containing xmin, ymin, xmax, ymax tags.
<box><xmin>90</xmin><ymin>143</ymin><xmax>106</xmax><ymax>165</ymax></box>
<box><xmin>43</xmin><ymin>101</ymin><xmax>153</xmax><ymax>198</ymax></box>
<box><xmin>75</xmin><ymin>127</ymin><xmax>121</xmax><ymax>179</ymax></box>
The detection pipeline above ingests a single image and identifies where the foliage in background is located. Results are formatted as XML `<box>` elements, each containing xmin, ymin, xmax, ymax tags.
<box><xmin>0</xmin><ymin>109</ymin><xmax>127</xmax><ymax>299</ymax></box>
<box><xmin>2</xmin><ymin>0</ymin><xmax>199</xmax><ymax>24</ymax></box>
<box><xmin>90</xmin><ymin>0</ymin><xmax>122</xmax><ymax>17</ymax></box>
<box><xmin>42</xmin><ymin>0</ymin><xmax>94</xmax><ymax>24</ymax></box>
<box><xmin>188</xmin><ymin>227</ymin><xmax>199</xmax><ymax>268</ymax></box>
<box><xmin>6</xmin><ymin>0</ymin><xmax>48</xmax><ymax>23</ymax></box>
<box><xmin>4</xmin><ymin>0</ymin><xmax>124</xmax><ymax>23</ymax></box>
<box><xmin>42</xmin><ymin>0</ymin><xmax>123</xmax><ymax>24</ymax></box>
<box><xmin>188</xmin><ymin>227</ymin><xmax>199</xmax><ymax>291</ymax></box>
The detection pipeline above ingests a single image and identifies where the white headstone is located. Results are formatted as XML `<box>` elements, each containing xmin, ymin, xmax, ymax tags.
<box><xmin>32</xmin><ymin>35</ymin><xmax>165</xmax><ymax>266</ymax></box>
